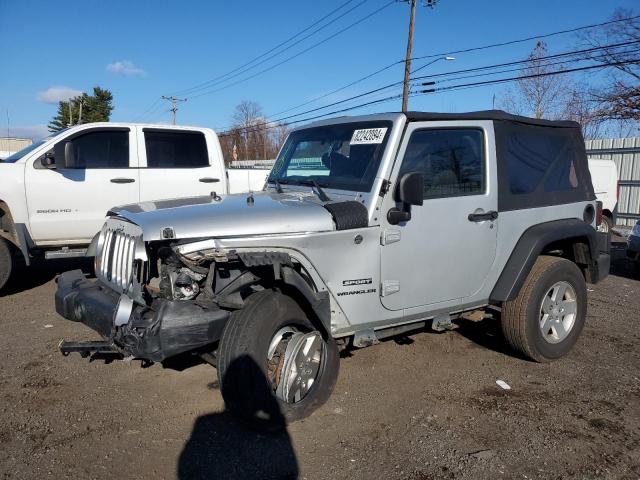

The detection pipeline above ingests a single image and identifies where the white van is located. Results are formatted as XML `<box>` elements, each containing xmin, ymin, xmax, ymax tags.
<box><xmin>588</xmin><ymin>158</ymin><xmax>618</xmax><ymax>232</ymax></box>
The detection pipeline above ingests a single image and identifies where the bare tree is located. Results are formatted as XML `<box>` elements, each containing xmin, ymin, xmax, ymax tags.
<box><xmin>579</xmin><ymin>8</ymin><xmax>640</xmax><ymax>122</ymax></box>
<box><xmin>497</xmin><ymin>41</ymin><xmax>571</xmax><ymax>119</ymax></box>
<box><xmin>232</xmin><ymin>100</ymin><xmax>263</xmax><ymax>160</ymax></box>
<box><xmin>220</xmin><ymin>100</ymin><xmax>291</xmax><ymax>163</ymax></box>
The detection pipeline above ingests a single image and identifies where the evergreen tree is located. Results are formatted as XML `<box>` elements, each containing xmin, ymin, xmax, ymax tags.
<box><xmin>48</xmin><ymin>86</ymin><xmax>114</xmax><ymax>132</ymax></box>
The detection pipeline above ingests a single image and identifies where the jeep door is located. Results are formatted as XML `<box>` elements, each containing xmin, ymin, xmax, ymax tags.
<box><xmin>137</xmin><ymin>127</ymin><xmax>225</xmax><ymax>202</ymax></box>
<box><xmin>380</xmin><ymin>121</ymin><xmax>498</xmax><ymax>311</ymax></box>
<box><xmin>25</xmin><ymin>127</ymin><xmax>140</xmax><ymax>244</ymax></box>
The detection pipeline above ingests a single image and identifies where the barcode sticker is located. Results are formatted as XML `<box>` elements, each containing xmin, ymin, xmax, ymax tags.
<box><xmin>350</xmin><ymin>128</ymin><xmax>388</xmax><ymax>145</ymax></box>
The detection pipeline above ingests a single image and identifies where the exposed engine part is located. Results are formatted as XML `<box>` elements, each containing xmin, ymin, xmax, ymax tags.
<box><xmin>172</xmin><ymin>268</ymin><xmax>205</xmax><ymax>300</ymax></box>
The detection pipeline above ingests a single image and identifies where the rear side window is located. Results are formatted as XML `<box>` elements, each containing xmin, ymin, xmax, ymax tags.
<box><xmin>399</xmin><ymin>129</ymin><xmax>485</xmax><ymax>199</ymax></box>
<box><xmin>66</xmin><ymin>130</ymin><xmax>129</xmax><ymax>169</ymax></box>
<box><xmin>506</xmin><ymin>131</ymin><xmax>578</xmax><ymax>194</ymax></box>
<box><xmin>144</xmin><ymin>130</ymin><xmax>209</xmax><ymax>168</ymax></box>
<box><xmin>495</xmin><ymin>121</ymin><xmax>594</xmax><ymax>211</ymax></box>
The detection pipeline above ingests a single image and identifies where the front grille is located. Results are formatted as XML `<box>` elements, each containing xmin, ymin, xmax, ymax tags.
<box><xmin>95</xmin><ymin>222</ymin><xmax>144</xmax><ymax>294</ymax></box>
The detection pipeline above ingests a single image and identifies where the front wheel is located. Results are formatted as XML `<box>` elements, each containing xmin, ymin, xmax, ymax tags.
<box><xmin>501</xmin><ymin>256</ymin><xmax>587</xmax><ymax>362</ymax></box>
<box><xmin>217</xmin><ymin>290</ymin><xmax>339</xmax><ymax>429</ymax></box>
<box><xmin>0</xmin><ymin>238</ymin><xmax>14</xmax><ymax>291</ymax></box>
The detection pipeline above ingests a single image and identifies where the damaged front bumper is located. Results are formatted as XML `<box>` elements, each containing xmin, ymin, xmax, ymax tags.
<box><xmin>55</xmin><ymin>270</ymin><xmax>230</xmax><ymax>362</ymax></box>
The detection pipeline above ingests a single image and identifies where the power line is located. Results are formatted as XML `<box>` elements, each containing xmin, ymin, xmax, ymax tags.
<box><xmin>261</xmin><ymin>41</ymin><xmax>638</xmax><ymax>125</ymax></box>
<box><xmin>412</xmin><ymin>39</ymin><xmax>640</xmax><ymax>82</ymax></box>
<box><xmin>266</xmin><ymin>15</ymin><xmax>640</xmax><ymax>119</ymax></box>
<box><xmin>410</xmin><ymin>14</ymin><xmax>640</xmax><ymax>62</ymax></box>
<box><xmin>161</xmin><ymin>96</ymin><xmax>187</xmax><ymax>125</ymax></box>
<box><xmin>217</xmin><ymin>56</ymin><xmax>639</xmax><ymax>138</ymax></box>
<box><xmin>427</xmin><ymin>58</ymin><xmax>640</xmax><ymax>94</ymax></box>
<box><xmin>187</xmin><ymin>1</ymin><xmax>395</xmax><ymax>99</ymax></box>
<box><xmin>173</xmin><ymin>0</ymin><xmax>369</xmax><ymax>97</ymax></box>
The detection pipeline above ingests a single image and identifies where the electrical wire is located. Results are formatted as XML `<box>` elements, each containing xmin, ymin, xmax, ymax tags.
<box><xmin>172</xmin><ymin>0</ymin><xmax>369</xmax><ymax>97</ymax></box>
<box><xmin>187</xmin><ymin>1</ymin><xmax>395</xmax><ymax>99</ymax></box>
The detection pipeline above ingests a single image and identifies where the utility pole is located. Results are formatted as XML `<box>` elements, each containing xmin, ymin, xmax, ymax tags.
<box><xmin>78</xmin><ymin>97</ymin><xmax>84</xmax><ymax>124</ymax></box>
<box><xmin>161</xmin><ymin>96</ymin><xmax>187</xmax><ymax>125</ymax></box>
<box><xmin>400</xmin><ymin>0</ymin><xmax>438</xmax><ymax>112</ymax></box>
<box><xmin>402</xmin><ymin>0</ymin><xmax>417</xmax><ymax>113</ymax></box>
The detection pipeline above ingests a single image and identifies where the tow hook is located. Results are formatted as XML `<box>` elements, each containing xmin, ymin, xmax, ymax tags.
<box><xmin>58</xmin><ymin>340</ymin><xmax>122</xmax><ymax>359</ymax></box>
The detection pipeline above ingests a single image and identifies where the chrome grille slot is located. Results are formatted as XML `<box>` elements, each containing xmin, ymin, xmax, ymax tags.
<box><xmin>96</xmin><ymin>221</ymin><xmax>144</xmax><ymax>295</ymax></box>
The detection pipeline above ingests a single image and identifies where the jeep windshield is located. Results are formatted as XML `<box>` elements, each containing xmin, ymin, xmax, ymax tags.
<box><xmin>268</xmin><ymin>121</ymin><xmax>392</xmax><ymax>193</ymax></box>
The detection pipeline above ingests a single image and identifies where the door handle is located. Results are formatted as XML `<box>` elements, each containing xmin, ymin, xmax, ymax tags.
<box><xmin>199</xmin><ymin>177</ymin><xmax>220</xmax><ymax>183</ymax></box>
<box><xmin>468</xmin><ymin>210</ymin><xmax>498</xmax><ymax>222</ymax></box>
<box><xmin>110</xmin><ymin>178</ymin><xmax>135</xmax><ymax>184</ymax></box>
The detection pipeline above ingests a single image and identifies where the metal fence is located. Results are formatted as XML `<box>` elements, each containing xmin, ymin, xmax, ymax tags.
<box><xmin>586</xmin><ymin>137</ymin><xmax>640</xmax><ymax>227</ymax></box>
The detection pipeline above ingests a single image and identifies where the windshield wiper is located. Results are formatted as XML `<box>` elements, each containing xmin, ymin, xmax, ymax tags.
<box><xmin>297</xmin><ymin>179</ymin><xmax>331</xmax><ymax>202</ymax></box>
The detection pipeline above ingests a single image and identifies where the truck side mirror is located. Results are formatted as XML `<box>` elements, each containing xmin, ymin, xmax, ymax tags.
<box><xmin>396</xmin><ymin>171</ymin><xmax>424</xmax><ymax>206</ymax></box>
<box><xmin>40</xmin><ymin>151</ymin><xmax>56</xmax><ymax>169</ymax></box>
<box><xmin>387</xmin><ymin>171</ymin><xmax>424</xmax><ymax>225</ymax></box>
<box><xmin>53</xmin><ymin>141</ymin><xmax>75</xmax><ymax>169</ymax></box>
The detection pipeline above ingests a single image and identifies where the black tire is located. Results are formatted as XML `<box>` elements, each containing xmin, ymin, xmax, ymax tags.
<box><xmin>501</xmin><ymin>256</ymin><xmax>587</xmax><ymax>362</ymax></box>
<box><xmin>217</xmin><ymin>290</ymin><xmax>339</xmax><ymax>429</ymax></box>
<box><xmin>0</xmin><ymin>238</ymin><xmax>14</xmax><ymax>291</ymax></box>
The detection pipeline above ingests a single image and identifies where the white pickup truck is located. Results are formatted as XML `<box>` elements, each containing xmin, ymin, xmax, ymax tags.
<box><xmin>0</xmin><ymin>122</ymin><xmax>268</xmax><ymax>290</ymax></box>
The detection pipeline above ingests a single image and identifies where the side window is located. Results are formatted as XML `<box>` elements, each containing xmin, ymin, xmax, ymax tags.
<box><xmin>506</xmin><ymin>130</ymin><xmax>579</xmax><ymax>194</ymax></box>
<box><xmin>399</xmin><ymin>129</ymin><xmax>485</xmax><ymax>199</ymax></box>
<box><xmin>144</xmin><ymin>130</ymin><xmax>209</xmax><ymax>168</ymax></box>
<box><xmin>65</xmin><ymin>130</ymin><xmax>129</xmax><ymax>169</ymax></box>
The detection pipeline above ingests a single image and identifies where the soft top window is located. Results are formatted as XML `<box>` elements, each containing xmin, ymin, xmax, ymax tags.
<box><xmin>495</xmin><ymin>121</ymin><xmax>594</xmax><ymax>211</ymax></box>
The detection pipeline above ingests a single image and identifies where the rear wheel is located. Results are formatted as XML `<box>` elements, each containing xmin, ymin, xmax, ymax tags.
<box><xmin>217</xmin><ymin>290</ymin><xmax>339</xmax><ymax>429</ymax></box>
<box><xmin>0</xmin><ymin>238</ymin><xmax>14</xmax><ymax>291</ymax></box>
<box><xmin>501</xmin><ymin>256</ymin><xmax>587</xmax><ymax>362</ymax></box>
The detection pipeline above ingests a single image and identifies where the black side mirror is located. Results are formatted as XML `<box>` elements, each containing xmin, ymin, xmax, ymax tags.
<box><xmin>387</xmin><ymin>171</ymin><xmax>424</xmax><ymax>225</ymax></box>
<box><xmin>396</xmin><ymin>171</ymin><xmax>424</xmax><ymax>206</ymax></box>
<box><xmin>41</xmin><ymin>151</ymin><xmax>56</xmax><ymax>168</ymax></box>
<box><xmin>53</xmin><ymin>141</ymin><xmax>74</xmax><ymax>169</ymax></box>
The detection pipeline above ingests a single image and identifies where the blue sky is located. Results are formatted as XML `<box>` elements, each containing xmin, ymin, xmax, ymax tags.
<box><xmin>0</xmin><ymin>0</ymin><xmax>637</xmax><ymax>139</ymax></box>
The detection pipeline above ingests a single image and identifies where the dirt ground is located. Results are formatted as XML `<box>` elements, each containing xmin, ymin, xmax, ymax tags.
<box><xmin>0</xmin><ymin>239</ymin><xmax>639</xmax><ymax>480</ymax></box>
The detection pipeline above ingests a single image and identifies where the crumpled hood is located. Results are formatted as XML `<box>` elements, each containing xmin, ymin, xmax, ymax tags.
<box><xmin>110</xmin><ymin>191</ymin><xmax>337</xmax><ymax>241</ymax></box>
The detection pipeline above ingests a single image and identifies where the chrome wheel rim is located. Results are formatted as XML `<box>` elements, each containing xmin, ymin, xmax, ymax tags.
<box><xmin>539</xmin><ymin>281</ymin><xmax>578</xmax><ymax>344</ymax></box>
<box><xmin>267</xmin><ymin>327</ymin><xmax>324</xmax><ymax>404</ymax></box>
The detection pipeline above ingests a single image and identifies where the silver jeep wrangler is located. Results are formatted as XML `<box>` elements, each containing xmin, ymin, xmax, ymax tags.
<box><xmin>56</xmin><ymin>111</ymin><xmax>610</xmax><ymax>426</ymax></box>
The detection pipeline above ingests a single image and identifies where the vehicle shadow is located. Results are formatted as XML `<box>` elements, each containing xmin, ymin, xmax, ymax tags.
<box><xmin>453</xmin><ymin>314</ymin><xmax>530</xmax><ymax>361</ymax></box>
<box><xmin>177</xmin><ymin>355</ymin><xmax>299</xmax><ymax>480</ymax></box>
<box><xmin>0</xmin><ymin>257</ymin><xmax>93</xmax><ymax>297</ymax></box>
<box><xmin>609</xmin><ymin>240</ymin><xmax>639</xmax><ymax>281</ymax></box>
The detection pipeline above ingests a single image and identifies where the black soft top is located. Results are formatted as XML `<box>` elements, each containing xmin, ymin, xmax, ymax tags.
<box><xmin>405</xmin><ymin>110</ymin><xmax>580</xmax><ymax>129</ymax></box>
<box><xmin>404</xmin><ymin>110</ymin><xmax>594</xmax><ymax>211</ymax></box>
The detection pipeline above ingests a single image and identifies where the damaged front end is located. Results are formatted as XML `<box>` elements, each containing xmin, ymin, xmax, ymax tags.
<box><xmin>56</xmin><ymin>218</ymin><xmax>328</xmax><ymax>363</ymax></box>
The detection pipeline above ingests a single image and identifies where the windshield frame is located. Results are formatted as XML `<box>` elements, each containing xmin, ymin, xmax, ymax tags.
<box><xmin>268</xmin><ymin>120</ymin><xmax>393</xmax><ymax>193</ymax></box>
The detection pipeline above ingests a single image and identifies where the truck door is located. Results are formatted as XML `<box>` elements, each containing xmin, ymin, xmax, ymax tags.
<box><xmin>137</xmin><ymin>128</ymin><xmax>226</xmax><ymax>202</ymax></box>
<box><xmin>24</xmin><ymin>127</ymin><xmax>139</xmax><ymax>244</ymax></box>
<box><xmin>379</xmin><ymin>121</ymin><xmax>498</xmax><ymax>311</ymax></box>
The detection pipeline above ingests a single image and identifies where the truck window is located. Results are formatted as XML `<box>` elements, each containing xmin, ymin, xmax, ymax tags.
<box><xmin>399</xmin><ymin>129</ymin><xmax>485</xmax><ymax>199</ymax></box>
<box><xmin>144</xmin><ymin>130</ymin><xmax>209</xmax><ymax>168</ymax></box>
<box><xmin>65</xmin><ymin>130</ymin><xmax>129</xmax><ymax>169</ymax></box>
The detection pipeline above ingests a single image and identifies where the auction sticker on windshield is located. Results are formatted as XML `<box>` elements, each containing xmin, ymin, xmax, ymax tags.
<box><xmin>350</xmin><ymin>128</ymin><xmax>388</xmax><ymax>145</ymax></box>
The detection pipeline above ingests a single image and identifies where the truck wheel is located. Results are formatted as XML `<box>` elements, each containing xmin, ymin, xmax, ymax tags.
<box><xmin>0</xmin><ymin>238</ymin><xmax>14</xmax><ymax>291</ymax></box>
<box><xmin>217</xmin><ymin>290</ymin><xmax>339</xmax><ymax>429</ymax></box>
<box><xmin>501</xmin><ymin>256</ymin><xmax>587</xmax><ymax>362</ymax></box>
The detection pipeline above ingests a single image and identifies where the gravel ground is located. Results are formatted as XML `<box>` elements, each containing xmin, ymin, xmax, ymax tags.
<box><xmin>0</xmin><ymin>239</ymin><xmax>639</xmax><ymax>480</ymax></box>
